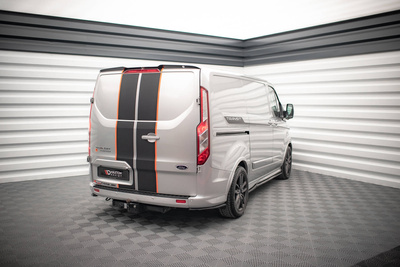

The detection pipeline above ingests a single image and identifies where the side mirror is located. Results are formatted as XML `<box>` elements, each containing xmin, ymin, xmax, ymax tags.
<box><xmin>285</xmin><ymin>104</ymin><xmax>294</xmax><ymax>119</ymax></box>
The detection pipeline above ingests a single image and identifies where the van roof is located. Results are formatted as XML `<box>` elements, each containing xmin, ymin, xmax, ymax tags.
<box><xmin>99</xmin><ymin>64</ymin><xmax>272</xmax><ymax>86</ymax></box>
<box><xmin>100</xmin><ymin>65</ymin><xmax>200</xmax><ymax>73</ymax></box>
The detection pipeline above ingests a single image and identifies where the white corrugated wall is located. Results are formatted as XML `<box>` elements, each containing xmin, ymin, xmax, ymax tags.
<box><xmin>0</xmin><ymin>51</ymin><xmax>96</xmax><ymax>183</ymax></box>
<box><xmin>244</xmin><ymin>51</ymin><xmax>400</xmax><ymax>188</ymax></box>
<box><xmin>1</xmin><ymin>50</ymin><xmax>399</xmax><ymax>188</ymax></box>
<box><xmin>0</xmin><ymin>50</ymin><xmax>240</xmax><ymax>183</ymax></box>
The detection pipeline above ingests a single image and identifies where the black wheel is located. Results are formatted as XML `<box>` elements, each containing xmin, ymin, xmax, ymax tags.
<box><xmin>277</xmin><ymin>146</ymin><xmax>292</xmax><ymax>180</ymax></box>
<box><xmin>219</xmin><ymin>166</ymin><xmax>249</xmax><ymax>218</ymax></box>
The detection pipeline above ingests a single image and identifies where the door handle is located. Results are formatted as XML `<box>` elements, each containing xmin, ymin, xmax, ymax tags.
<box><xmin>141</xmin><ymin>133</ymin><xmax>160</xmax><ymax>143</ymax></box>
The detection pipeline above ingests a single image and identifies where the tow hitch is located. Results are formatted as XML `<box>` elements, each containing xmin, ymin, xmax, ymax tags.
<box><xmin>112</xmin><ymin>199</ymin><xmax>171</xmax><ymax>214</ymax></box>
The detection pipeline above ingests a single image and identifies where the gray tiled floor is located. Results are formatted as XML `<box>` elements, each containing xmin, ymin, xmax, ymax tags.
<box><xmin>0</xmin><ymin>170</ymin><xmax>399</xmax><ymax>267</ymax></box>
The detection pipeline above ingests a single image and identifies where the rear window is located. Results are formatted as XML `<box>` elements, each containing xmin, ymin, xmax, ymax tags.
<box><xmin>95</xmin><ymin>71</ymin><xmax>197</xmax><ymax>121</ymax></box>
<box><xmin>95</xmin><ymin>73</ymin><xmax>121</xmax><ymax>120</ymax></box>
<box><xmin>157</xmin><ymin>72</ymin><xmax>197</xmax><ymax>121</ymax></box>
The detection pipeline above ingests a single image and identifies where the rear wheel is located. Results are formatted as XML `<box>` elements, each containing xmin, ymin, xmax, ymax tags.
<box><xmin>278</xmin><ymin>146</ymin><xmax>292</xmax><ymax>180</ymax></box>
<box><xmin>219</xmin><ymin>166</ymin><xmax>249</xmax><ymax>218</ymax></box>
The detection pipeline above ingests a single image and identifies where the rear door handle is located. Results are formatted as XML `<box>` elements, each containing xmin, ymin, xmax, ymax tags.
<box><xmin>141</xmin><ymin>133</ymin><xmax>160</xmax><ymax>143</ymax></box>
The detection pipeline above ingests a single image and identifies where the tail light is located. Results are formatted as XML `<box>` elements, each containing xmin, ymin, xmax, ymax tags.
<box><xmin>197</xmin><ymin>87</ymin><xmax>210</xmax><ymax>165</ymax></box>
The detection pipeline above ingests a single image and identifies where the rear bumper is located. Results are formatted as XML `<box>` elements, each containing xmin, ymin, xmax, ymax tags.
<box><xmin>90</xmin><ymin>182</ymin><xmax>226</xmax><ymax>209</ymax></box>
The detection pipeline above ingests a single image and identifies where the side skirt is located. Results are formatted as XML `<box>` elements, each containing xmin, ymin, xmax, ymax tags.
<box><xmin>249</xmin><ymin>169</ymin><xmax>282</xmax><ymax>193</ymax></box>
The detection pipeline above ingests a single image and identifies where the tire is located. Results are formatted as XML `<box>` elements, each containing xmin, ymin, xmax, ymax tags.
<box><xmin>277</xmin><ymin>146</ymin><xmax>292</xmax><ymax>180</ymax></box>
<box><xmin>219</xmin><ymin>166</ymin><xmax>249</xmax><ymax>218</ymax></box>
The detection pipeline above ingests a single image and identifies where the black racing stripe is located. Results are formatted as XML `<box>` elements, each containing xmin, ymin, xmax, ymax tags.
<box><xmin>136</xmin><ymin>73</ymin><xmax>161</xmax><ymax>192</ymax></box>
<box><xmin>136</xmin><ymin>122</ymin><xmax>157</xmax><ymax>192</ymax></box>
<box><xmin>116</xmin><ymin>121</ymin><xmax>134</xmax><ymax>171</ymax></box>
<box><xmin>137</xmin><ymin>73</ymin><xmax>160</xmax><ymax>120</ymax></box>
<box><xmin>118</xmin><ymin>73</ymin><xmax>139</xmax><ymax>120</ymax></box>
<box><xmin>116</xmin><ymin>73</ymin><xmax>139</xmax><ymax>190</ymax></box>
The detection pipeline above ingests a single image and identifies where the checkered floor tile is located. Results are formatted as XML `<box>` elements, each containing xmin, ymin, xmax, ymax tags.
<box><xmin>0</xmin><ymin>170</ymin><xmax>399</xmax><ymax>266</ymax></box>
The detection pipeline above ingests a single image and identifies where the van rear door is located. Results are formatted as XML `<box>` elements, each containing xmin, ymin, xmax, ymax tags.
<box><xmin>91</xmin><ymin>66</ymin><xmax>200</xmax><ymax>197</ymax></box>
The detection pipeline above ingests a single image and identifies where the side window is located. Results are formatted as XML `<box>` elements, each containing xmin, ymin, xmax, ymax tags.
<box><xmin>268</xmin><ymin>86</ymin><xmax>281</xmax><ymax>117</ymax></box>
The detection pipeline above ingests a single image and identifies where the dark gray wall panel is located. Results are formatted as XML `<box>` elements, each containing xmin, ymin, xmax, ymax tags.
<box><xmin>245</xmin><ymin>39</ymin><xmax>400</xmax><ymax>65</ymax></box>
<box><xmin>0</xmin><ymin>11</ymin><xmax>244</xmax><ymax>66</ymax></box>
<box><xmin>0</xmin><ymin>10</ymin><xmax>399</xmax><ymax>66</ymax></box>
<box><xmin>0</xmin><ymin>24</ymin><xmax>242</xmax><ymax>57</ymax></box>
<box><xmin>0</xmin><ymin>37</ymin><xmax>243</xmax><ymax>66</ymax></box>
<box><xmin>0</xmin><ymin>11</ymin><xmax>243</xmax><ymax>48</ymax></box>
<box><xmin>244</xmin><ymin>11</ymin><xmax>400</xmax><ymax>47</ymax></box>
<box><xmin>244</xmin><ymin>10</ymin><xmax>400</xmax><ymax>66</ymax></box>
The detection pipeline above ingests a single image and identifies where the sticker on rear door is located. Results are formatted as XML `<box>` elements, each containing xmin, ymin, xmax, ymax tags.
<box><xmin>95</xmin><ymin>146</ymin><xmax>111</xmax><ymax>153</ymax></box>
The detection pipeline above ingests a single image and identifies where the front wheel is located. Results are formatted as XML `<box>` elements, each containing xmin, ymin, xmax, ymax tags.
<box><xmin>277</xmin><ymin>146</ymin><xmax>292</xmax><ymax>180</ymax></box>
<box><xmin>219</xmin><ymin>166</ymin><xmax>249</xmax><ymax>218</ymax></box>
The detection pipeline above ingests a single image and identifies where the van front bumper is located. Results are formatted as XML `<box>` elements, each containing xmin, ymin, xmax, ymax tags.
<box><xmin>90</xmin><ymin>182</ymin><xmax>226</xmax><ymax>210</ymax></box>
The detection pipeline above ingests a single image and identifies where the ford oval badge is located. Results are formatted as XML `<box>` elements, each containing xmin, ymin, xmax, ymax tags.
<box><xmin>176</xmin><ymin>165</ymin><xmax>188</xmax><ymax>170</ymax></box>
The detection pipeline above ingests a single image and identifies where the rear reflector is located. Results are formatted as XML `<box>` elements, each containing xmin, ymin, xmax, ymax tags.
<box><xmin>176</xmin><ymin>200</ymin><xmax>186</xmax><ymax>204</ymax></box>
<box><xmin>94</xmin><ymin>188</ymin><xmax>100</xmax><ymax>193</ymax></box>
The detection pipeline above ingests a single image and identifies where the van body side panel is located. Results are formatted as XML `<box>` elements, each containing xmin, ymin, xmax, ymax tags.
<box><xmin>209</xmin><ymin>74</ymin><xmax>250</xmax><ymax>172</ymax></box>
<box><xmin>246</xmin><ymin>83</ymin><xmax>276</xmax><ymax>180</ymax></box>
<box><xmin>272</xmin><ymin>120</ymin><xmax>289</xmax><ymax>168</ymax></box>
<box><xmin>207</xmin><ymin>74</ymin><xmax>250</xmax><ymax>200</ymax></box>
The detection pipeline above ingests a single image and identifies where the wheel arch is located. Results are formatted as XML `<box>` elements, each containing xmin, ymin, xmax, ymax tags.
<box><xmin>224</xmin><ymin>158</ymin><xmax>249</xmax><ymax>199</ymax></box>
<box><xmin>283</xmin><ymin>142</ymin><xmax>292</xmax><ymax>161</ymax></box>
<box><xmin>238</xmin><ymin>160</ymin><xmax>248</xmax><ymax>174</ymax></box>
<box><xmin>219</xmin><ymin>160</ymin><xmax>249</xmax><ymax>218</ymax></box>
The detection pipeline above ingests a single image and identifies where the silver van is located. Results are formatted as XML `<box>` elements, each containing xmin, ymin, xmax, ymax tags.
<box><xmin>88</xmin><ymin>65</ymin><xmax>294</xmax><ymax>218</ymax></box>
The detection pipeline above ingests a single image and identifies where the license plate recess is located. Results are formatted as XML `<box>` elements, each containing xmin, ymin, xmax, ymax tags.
<box><xmin>98</xmin><ymin>166</ymin><xmax>129</xmax><ymax>181</ymax></box>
